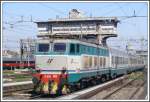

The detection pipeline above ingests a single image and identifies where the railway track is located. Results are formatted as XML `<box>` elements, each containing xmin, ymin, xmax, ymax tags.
<box><xmin>3</xmin><ymin>72</ymin><xmax>145</xmax><ymax>100</ymax></box>
<box><xmin>88</xmin><ymin>72</ymin><xmax>145</xmax><ymax>100</ymax></box>
<box><xmin>57</xmin><ymin>72</ymin><xmax>145</xmax><ymax>100</ymax></box>
<box><xmin>3</xmin><ymin>75</ymin><xmax>126</xmax><ymax>100</ymax></box>
<box><xmin>129</xmin><ymin>81</ymin><xmax>145</xmax><ymax>99</ymax></box>
<box><xmin>102</xmin><ymin>79</ymin><xmax>145</xmax><ymax>99</ymax></box>
<box><xmin>57</xmin><ymin>75</ymin><xmax>128</xmax><ymax>100</ymax></box>
<box><xmin>3</xmin><ymin>81</ymin><xmax>33</xmax><ymax>97</ymax></box>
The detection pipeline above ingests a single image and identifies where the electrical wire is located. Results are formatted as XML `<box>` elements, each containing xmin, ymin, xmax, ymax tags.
<box><xmin>38</xmin><ymin>3</ymin><xmax>66</xmax><ymax>16</ymax></box>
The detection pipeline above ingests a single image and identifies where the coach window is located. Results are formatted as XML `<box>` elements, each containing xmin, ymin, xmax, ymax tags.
<box><xmin>118</xmin><ymin>57</ymin><xmax>120</xmax><ymax>64</ymax></box>
<box><xmin>100</xmin><ymin>57</ymin><xmax>103</xmax><ymax>67</ymax></box>
<box><xmin>38</xmin><ymin>43</ymin><xmax>49</xmax><ymax>52</ymax></box>
<box><xmin>54</xmin><ymin>43</ymin><xmax>66</xmax><ymax>52</ymax></box>
<box><xmin>120</xmin><ymin>57</ymin><xmax>122</xmax><ymax>64</ymax></box>
<box><xmin>94</xmin><ymin>57</ymin><xmax>97</xmax><ymax>67</ymax></box>
<box><xmin>89</xmin><ymin>57</ymin><xmax>92</xmax><ymax>67</ymax></box>
<box><xmin>112</xmin><ymin>56</ymin><xmax>114</xmax><ymax>64</ymax></box>
<box><xmin>115</xmin><ymin>57</ymin><xmax>118</xmax><ymax>65</ymax></box>
<box><xmin>103</xmin><ymin>58</ymin><xmax>106</xmax><ymax>67</ymax></box>
<box><xmin>76</xmin><ymin>44</ymin><xmax>80</xmax><ymax>54</ymax></box>
<box><xmin>70</xmin><ymin>43</ymin><xmax>75</xmax><ymax>54</ymax></box>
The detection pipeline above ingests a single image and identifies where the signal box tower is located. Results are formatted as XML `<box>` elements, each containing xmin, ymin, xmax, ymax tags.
<box><xmin>35</xmin><ymin>9</ymin><xmax>119</xmax><ymax>46</ymax></box>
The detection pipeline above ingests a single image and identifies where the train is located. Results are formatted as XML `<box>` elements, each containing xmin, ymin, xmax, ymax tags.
<box><xmin>32</xmin><ymin>39</ymin><xmax>145</xmax><ymax>95</ymax></box>
<box><xmin>2</xmin><ymin>58</ymin><xmax>35</xmax><ymax>70</ymax></box>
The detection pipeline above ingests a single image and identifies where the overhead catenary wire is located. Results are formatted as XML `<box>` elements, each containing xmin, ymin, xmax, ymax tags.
<box><xmin>133</xmin><ymin>3</ymin><xmax>147</xmax><ymax>16</ymax></box>
<box><xmin>3</xmin><ymin>21</ymin><xmax>37</xmax><ymax>32</ymax></box>
<box><xmin>115</xmin><ymin>3</ymin><xmax>129</xmax><ymax>17</ymax></box>
<box><xmin>2</xmin><ymin>3</ymin><xmax>148</xmax><ymax>52</ymax></box>
<box><xmin>38</xmin><ymin>3</ymin><xmax>66</xmax><ymax>16</ymax></box>
<box><xmin>102</xmin><ymin>3</ymin><xmax>129</xmax><ymax>16</ymax></box>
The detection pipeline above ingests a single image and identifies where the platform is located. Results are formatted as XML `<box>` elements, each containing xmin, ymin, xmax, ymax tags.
<box><xmin>3</xmin><ymin>81</ymin><xmax>32</xmax><ymax>87</ymax></box>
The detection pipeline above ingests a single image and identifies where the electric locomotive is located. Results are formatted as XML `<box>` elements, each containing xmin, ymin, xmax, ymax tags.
<box><xmin>32</xmin><ymin>39</ymin><xmax>110</xmax><ymax>94</ymax></box>
<box><xmin>32</xmin><ymin>39</ymin><xmax>144</xmax><ymax>95</ymax></box>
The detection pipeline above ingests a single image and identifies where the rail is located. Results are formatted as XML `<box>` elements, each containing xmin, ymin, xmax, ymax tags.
<box><xmin>3</xmin><ymin>81</ymin><xmax>33</xmax><ymax>96</ymax></box>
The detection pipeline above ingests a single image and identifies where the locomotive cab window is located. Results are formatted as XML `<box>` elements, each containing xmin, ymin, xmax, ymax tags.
<box><xmin>54</xmin><ymin>43</ymin><xmax>66</xmax><ymax>52</ymax></box>
<box><xmin>38</xmin><ymin>43</ymin><xmax>49</xmax><ymax>52</ymax></box>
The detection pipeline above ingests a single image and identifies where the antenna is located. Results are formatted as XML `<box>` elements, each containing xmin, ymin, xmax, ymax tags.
<box><xmin>133</xmin><ymin>10</ymin><xmax>136</xmax><ymax>17</ymax></box>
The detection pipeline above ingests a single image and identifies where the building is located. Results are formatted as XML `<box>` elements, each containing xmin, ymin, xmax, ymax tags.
<box><xmin>2</xmin><ymin>50</ymin><xmax>35</xmax><ymax>70</ymax></box>
<box><xmin>3</xmin><ymin>50</ymin><xmax>19</xmax><ymax>58</ymax></box>
<box><xmin>2</xmin><ymin>38</ymin><xmax>36</xmax><ymax>70</ymax></box>
<box><xmin>135</xmin><ymin>50</ymin><xmax>148</xmax><ymax>65</ymax></box>
<box><xmin>35</xmin><ymin>9</ymin><xmax>119</xmax><ymax>46</ymax></box>
<box><xmin>20</xmin><ymin>38</ymin><xmax>36</xmax><ymax>60</ymax></box>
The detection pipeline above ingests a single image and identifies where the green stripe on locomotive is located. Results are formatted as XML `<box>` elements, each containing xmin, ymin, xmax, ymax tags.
<box><xmin>68</xmin><ymin>69</ymin><xmax>110</xmax><ymax>83</ymax></box>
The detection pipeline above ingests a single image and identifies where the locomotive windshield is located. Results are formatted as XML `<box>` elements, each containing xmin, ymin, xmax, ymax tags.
<box><xmin>38</xmin><ymin>43</ymin><xmax>49</xmax><ymax>52</ymax></box>
<box><xmin>54</xmin><ymin>43</ymin><xmax>66</xmax><ymax>52</ymax></box>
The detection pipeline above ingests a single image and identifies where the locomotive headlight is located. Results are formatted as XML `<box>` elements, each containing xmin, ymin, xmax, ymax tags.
<box><xmin>61</xmin><ymin>67</ymin><xmax>66</xmax><ymax>73</ymax></box>
<box><xmin>52</xmin><ymin>75</ymin><xmax>58</xmax><ymax>78</ymax></box>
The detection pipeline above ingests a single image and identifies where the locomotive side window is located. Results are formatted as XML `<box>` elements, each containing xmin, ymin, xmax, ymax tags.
<box><xmin>54</xmin><ymin>43</ymin><xmax>66</xmax><ymax>52</ymax></box>
<box><xmin>83</xmin><ymin>56</ymin><xmax>89</xmax><ymax>68</ymax></box>
<box><xmin>70</xmin><ymin>44</ymin><xmax>75</xmax><ymax>54</ymax></box>
<box><xmin>38</xmin><ymin>43</ymin><xmax>49</xmax><ymax>52</ymax></box>
<box><xmin>70</xmin><ymin>43</ymin><xmax>80</xmax><ymax>54</ymax></box>
<box><xmin>76</xmin><ymin>44</ymin><xmax>80</xmax><ymax>53</ymax></box>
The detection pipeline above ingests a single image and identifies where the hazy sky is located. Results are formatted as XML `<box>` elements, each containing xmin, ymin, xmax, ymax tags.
<box><xmin>2</xmin><ymin>2</ymin><xmax>148</xmax><ymax>51</ymax></box>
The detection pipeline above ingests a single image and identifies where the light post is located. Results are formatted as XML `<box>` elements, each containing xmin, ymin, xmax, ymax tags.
<box><xmin>20</xmin><ymin>39</ymin><xmax>23</xmax><ymax>69</ymax></box>
<box><xmin>27</xmin><ymin>38</ymin><xmax>30</xmax><ymax>69</ymax></box>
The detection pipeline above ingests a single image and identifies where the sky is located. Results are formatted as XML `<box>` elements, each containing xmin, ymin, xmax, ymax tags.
<box><xmin>2</xmin><ymin>2</ymin><xmax>148</xmax><ymax>52</ymax></box>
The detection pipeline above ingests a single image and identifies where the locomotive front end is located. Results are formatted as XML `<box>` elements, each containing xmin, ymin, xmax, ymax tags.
<box><xmin>32</xmin><ymin>40</ymin><xmax>70</xmax><ymax>95</ymax></box>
